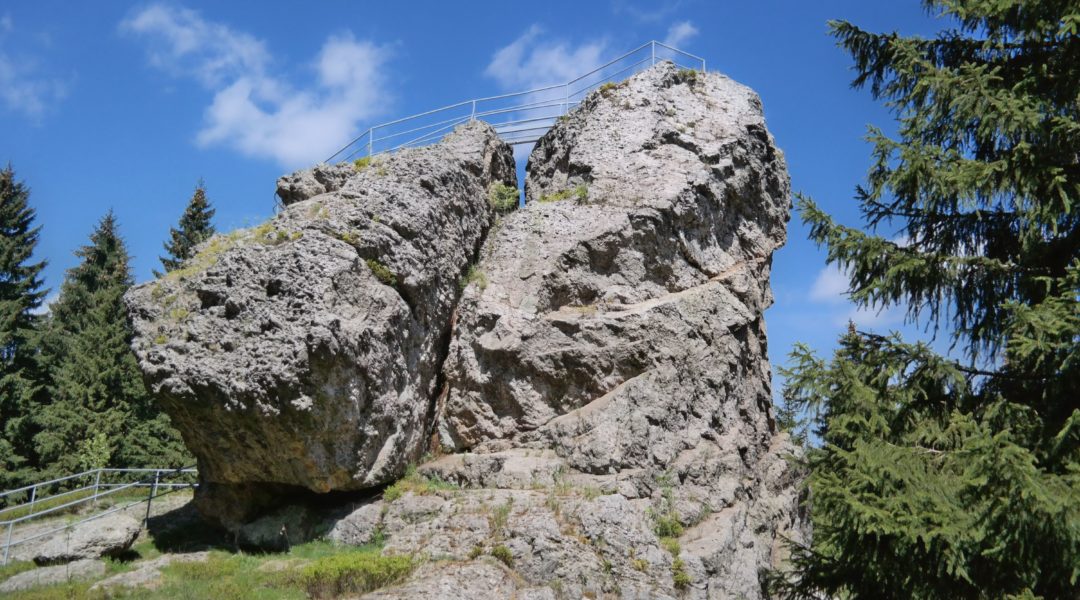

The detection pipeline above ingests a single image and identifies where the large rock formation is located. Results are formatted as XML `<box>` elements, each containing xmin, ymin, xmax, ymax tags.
<box><xmin>126</xmin><ymin>62</ymin><xmax>805</xmax><ymax>598</ymax></box>
<box><xmin>126</xmin><ymin>122</ymin><xmax>516</xmax><ymax>526</ymax></box>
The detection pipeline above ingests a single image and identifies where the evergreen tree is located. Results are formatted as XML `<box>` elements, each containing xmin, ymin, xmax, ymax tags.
<box><xmin>775</xmin><ymin>1</ymin><xmax>1080</xmax><ymax>598</ymax></box>
<box><xmin>156</xmin><ymin>180</ymin><xmax>215</xmax><ymax>276</ymax></box>
<box><xmin>35</xmin><ymin>212</ymin><xmax>189</xmax><ymax>476</ymax></box>
<box><xmin>0</xmin><ymin>166</ymin><xmax>48</xmax><ymax>489</ymax></box>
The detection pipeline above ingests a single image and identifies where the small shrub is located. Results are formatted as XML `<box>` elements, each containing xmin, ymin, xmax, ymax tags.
<box><xmin>354</xmin><ymin>156</ymin><xmax>372</xmax><ymax>171</ymax></box>
<box><xmin>460</xmin><ymin>265</ymin><xmax>488</xmax><ymax>291</ymax></box>
<box><xmin>488</xmin><ymin>182</ymin><xmax>519</xmax><ymax>213</ymax></box>
<box><xmin>153</xmin><ymin>333</ymin><xmax>168</xmax><ymax>345</ymax></box>
<box><xmin>469</xmin><ymin>545</ymin><xmax>484</xmax><ymax>559</ymax></box>
<box><xmin>671</xmin><ymin>558</ymin><xmax>691</xmax><ymax>589</ymax></box>
<box><xmin>632</xmin><ymin>558</ymin><xmax>648</xmax><ymax>572</ymax></box>
<box><xmin>490</xmin><ymin>544</ymin><xmax>514</xmax><ymax>568</ymax></box>
<box><xmin>366</xmin><ymin>259</ymin><xmax>397</xmax><ymax>287</ymax></box>
<box><xmin>653</xmin><ymin>513</ymin><xmax>684</xmax><ymax>538</ymax></box>
<box><xmin>335</xmin><ymin>230</ymin><xmax>360</xmax><ymax>245</ymax></box>
<box><xmin>168</xmin><ymin>307</ymin><xmax>190</xmax><ymax>322</ymax></box>
<box><xmin>598</xmin><ymin>81</ymin><xmax>619</xmax><ymax>98</ymax></box>
<box><xmin>660</xmin><ymin>537</ymin><xmax>681</xmax><ymax>556</ymax></box>
<box><xmin>300</xmin><ymin>551</ymin><xmax>416</xmax><ymax>599</ymax></box>
<box><xmin>675</xmin><ymin>68</ymin><xmax>700</xmax><ymax>86</ymax></box>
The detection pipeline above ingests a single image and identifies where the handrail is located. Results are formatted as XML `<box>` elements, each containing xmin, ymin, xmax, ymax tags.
<box><xmin>1</xmin><ymin>466</ymin><xmax>197</xmax><ymax>564</ymax></box>
<box><xmin>325</xmin><ymin>40</ymin><xmax>705</xmax><ymax>163</ymax></box>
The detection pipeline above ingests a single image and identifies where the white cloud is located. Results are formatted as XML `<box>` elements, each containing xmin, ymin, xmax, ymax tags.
<box><xmin>663</xmin><ymin>21</ymin><xmax>698</xmax><ymax>47</ymax></box>
<box><xmin>122</xmin><ymin>4</ymin><xmax>391</xmax><ymax>168</ymax></box>
<box><xmin>0</xmin><ymin>16</ymin><xmax>67</xmax><ymax>119</ymax></box>
<box><xmin>809</xmin><ymin>264</ymin><xmax>849</xmax><ymax>303</ymax></box>
<box><xmin>485</xmin><ymin>26</ymin><xmax>608</xmax><ymax>90</ymax></box>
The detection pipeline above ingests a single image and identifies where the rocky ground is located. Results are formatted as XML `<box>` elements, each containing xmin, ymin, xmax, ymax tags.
<box><xmin>120</xmin><ymin>62</ymin><xmax>808</xmax><ymax>599</ymax></box>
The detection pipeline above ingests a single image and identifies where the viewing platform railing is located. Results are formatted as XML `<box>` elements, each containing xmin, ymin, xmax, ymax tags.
<box><xmin>326</xmin><ymin>40</ymin><xmax>705</xmax><ymax>163</ymax></box>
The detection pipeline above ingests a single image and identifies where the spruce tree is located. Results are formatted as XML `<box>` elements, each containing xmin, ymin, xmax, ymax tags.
<box><xmin>0</xmin><ymin>166</ymin><xmax>48</xmax><ymax>489</ymax></box>
<box><xmin>775</xmin><ymin>1</ymin><xmax>1080</xmax><ymax>598</ymax></box>
<box><xmin>156</xmin><ymin>180</ymin><xmax>215</xmax><ymax>276</ymax></box>
<box><xmin>35</xmin><ymin>212</ymin><xmax>189</xmax><ymax>476</ymax></box>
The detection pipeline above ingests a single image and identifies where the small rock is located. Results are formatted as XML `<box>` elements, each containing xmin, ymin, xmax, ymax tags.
<box><xmin>0</xmin><ymin>559</ymin><xmax>105</xmax><ymax>592</ymax></box>
<box><xmin>90</xmin><ymin>551</ymin><xmax>209</xmax><ymax>592</ymax></box>
<box><xmin>34</xmin><ymin>514</ymin><xmax>141</xmax><ymax>565</ymax></box>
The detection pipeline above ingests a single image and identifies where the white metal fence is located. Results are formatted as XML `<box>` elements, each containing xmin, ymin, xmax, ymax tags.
<box><xmin>325</xmin><ymin>40</ymin><xmax>706</xmax><ymax>163</ymax></box>
<box><xmin>1</xmin><ymin>466</ymin><xmax>197</xmax><ymax>564</ymax></box>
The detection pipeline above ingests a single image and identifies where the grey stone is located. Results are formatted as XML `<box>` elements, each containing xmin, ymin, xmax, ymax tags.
<box><xmin>33</xmin><ymin>514</ymin><xmax>141</xmax><ymax>565</ymax></box>
<box><xmin>362</xmin><ymin>560</ymin><xmax>521</xmax><ymax>599</ymax></box>
<box><xmin>125</xmin><ymin>121</ymin><xmax>516</xmax><ymax>527</ymax></box>
<box><xmin>89</xmin><ymin>552</ymin><xmax>209</xmax><ymax>592</ymax></box>
<box><xmin>0</xmin><ymin>559</ymin><xmax>105</xmax><ymax>592</ymax></box>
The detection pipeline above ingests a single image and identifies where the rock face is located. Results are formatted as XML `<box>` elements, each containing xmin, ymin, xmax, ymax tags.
<box><xmin>33</xmin><ymin>514</ymin><xmax>141</xmax><ymax>565</ymax></box>
<box><xmin>126</xmin><ymin>62</ymin><xmax>805</xmax><ymax>598</ymax></box>
<box><xmin>125</xmin><ymin>122</ymin><xmax>516</xmax><ymax>526</ymax></box>
<box><xmin>425</xmin><ymin>62</ymin><xmax>801</xmax><ymax>598</ymax></box>
<box><xmin>0</xmin><ymin>559</ymin><xmax>106</xmax><ymax>593</ymax></box>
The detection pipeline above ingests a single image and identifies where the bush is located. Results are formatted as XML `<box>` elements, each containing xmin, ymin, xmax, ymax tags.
<box><xmin>460</xmin><ymin>265</ymin><xmax>488</xmax><ymax>291</ymax></box>
<box><xmin>539</xmin><ymin>184</ymin><xmax>588</xmax><ymax>204</ymax></box>
<box><xmin>490</xmin><ymin>545</ymin><xmax>514</xmax><ymax>568</ymax></box>
<box><xmin>488</xmin><ymin>183</ymin><xmax>519</xmax><ymax>213</ymax></box>
<box><xmin>300</xmin><ymin>552</ymin><xmax>415</xmax><ymax>599</ymax></box>
<box><xmin>365</xmin><ymin>259</ymin><xmax>397</xmax><ymax>287</ymax></box>
<box><xmin>672</xmin><ymin>558</ymin><xmax>691</xmax><ymax>589</ymax></box>
<box><xmin>353</xmin><ymin>156</ymin><xmax>372</xmax><ymax>171</ymax></box>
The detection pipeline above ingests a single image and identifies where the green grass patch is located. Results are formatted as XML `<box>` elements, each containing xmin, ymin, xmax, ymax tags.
<box><xmin>365</xmin><ymin>259</ymin><xmax>397</xmax><ymax>287</ymax></box>
<box><xmin>460</xmin><ymin>265</ymin><xmax>488</xmax><ymax>291</ymax></box>
<box><xmin>490</xmin><ymin>545</ymin><xmax>514</xmax><ymax>568</ymax></box>
<box><xmin>659</xmin><ymin>536</ymin><xmax>680</xmax><ymax>556</ymax></box>
<box><xmin>488</xmin><ymin>182</ymin><xmax>519</xmax><ymax>213</ymax></box>
<box><xmin>671</xmin><ymin>557</ymin><xmax>691</xmax><ymax>589</ymax></box>
<box><xmin>539</xmin><ymin>184</ymin><xmax>588</xmax><ymax>204</ymax></box>
<box><xmin>382</xmin><ymin>465</ymin><xmax>457</xmax><ymax>502</ymax></box>
<box><xmin>299</xmin><ymin>551</ymin><xmax>416</xmax><ymax>599</ymax></box>
<box><xmin>353</xmin><ymin>156</ymin><xmax>372</xmax><ymax>172</ymax></box>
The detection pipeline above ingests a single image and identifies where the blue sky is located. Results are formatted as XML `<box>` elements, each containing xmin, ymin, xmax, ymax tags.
<box><xmin>1</xmin><ymin>1</ymin><xmax>949</xmax><ymax>393</ymax></box>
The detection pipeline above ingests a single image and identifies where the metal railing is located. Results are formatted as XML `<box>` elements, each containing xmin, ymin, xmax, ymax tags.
<box><xmin>326</xmin><ymin>40</ymin><xmax>706</xmax><ymax>163</ymax></box>
<box><xmin>1</xmin><ymin>466</ymin><xmax>197</xmax><ymax>564</ymax></box>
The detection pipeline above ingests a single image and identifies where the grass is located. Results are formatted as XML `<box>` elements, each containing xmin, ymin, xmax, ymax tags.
<box><xmin>365</xmin><ymin>259</ymin><xmax>397</xmax><ymax>287</ymax></box>
<box><xmin>164</xmin><ymin>230</ymin><xmax>243</xmax><ymax>281</ymax></box>
<box><xmin>0</xmin><ymin>539</ymin><xmax>411</xmax><ymax>600</ymax></box>
<box><xmin>460</xmin><ymin>265</ymin><xmax>488</xmax><ymax>291</ymax></box>
<box><xmin>660</xmin><ymin>537</ymin><xmax>680</xmax><ymax>556</ymax></box>
<box><xmin>382</xmin><ymin>465</ymin><xmax>457</xmax><ymax>502</ymax></box>
<box><xmin>675</xmin><ymin>68</ymin><xmax>701</xmax><ymax>86</ymax></box>
<box><xmin>597</xmin><ymin>81</ymin><xmax>622</xmax><ymax>98</ymax></box>
<box><xmin>298</xmin><ymin>551</ymin><xmax>416</xmax><ymax>599</ymax></box>
<box><xmin>539</xmin><ymin>184</ymin><xmax>588</xmax><ymax>204</ymax></box>
<box><xmin>671</xmin><ymin>557</ymin><xmax>691</xmax><ymax>589</ymax></box>
<box><xmin>488</xmin><ymin>182</ymin><xmax>519</xmax><ymax>213</ymax></box>
<box><xmin>489</xmin><ymin>545</ymin><xmax>513</xmax><ymax>568</ymax></box>
<box><xmin>353</xmin><ymin>156</ymin><xmax>372</xmax><ymax>172</ymax></box>
<box><xmin>489</xmin><ymin>498</ymin><xmax>513</xmax><ymax>536</ymax></box>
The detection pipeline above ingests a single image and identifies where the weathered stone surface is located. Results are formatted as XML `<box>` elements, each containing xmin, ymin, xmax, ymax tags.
<box><xmin>125</xmin><ymin>121</ymin><xmax>516</xmax><ymax>527</ymax></box>
<box><xmin>0</xmin><ymin>559</ymin><xmax>105</xmax><ymax>592</ymax></box>
<box><xmin>33</xmin><ymin>514</ymin><xmax>141</xmax><ymax>565</ymax></box>
<box><xmin>89</xmin><ymin>552</ymin><xmax>209</xmax><ymax>592</ymax></box>
<box><xmin>361</xmin><ymin>560</ymin><xmax>525</xmax><ymax>600</ymax></box>
<box><xmin>429</xmin><ymin>62</ymin><xmax>803</xmax><ymax>598</ymax></box>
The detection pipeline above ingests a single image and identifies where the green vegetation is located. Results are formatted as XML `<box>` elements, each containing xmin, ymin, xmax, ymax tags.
<box><xmin>539</xmin><ymin>184</ymin><xmax>588</xmax><ymax>204</ymax></box>
<box><xmin>299</xmin><ymin>551</ymin><xmax>416</xmax><ymax>599</ymax></box>
<box><xmin>382</xmin><ymin>464</ymin><xmax>457</xmax><ymax>502</ymax></box>
<box><xmin>671</xmin><ymin>558</ymin><xmax>691</xmax><ymax>589</ymax></box>
<box><xmin>659</xmin><ymin>537</ymin><xmax>680</xmax><ymax>557</ymax></box>
<box><xmin>0</xmin><ymin>166</ymin><xmax>48</xmax><ymax>491</ymax></box>
<box><xmin>674</xmin><ymin>68</ymin><xmax>700</xmax><ymax>86</ymax></box>
<box><xmin>333</xmin><ymin>230</ymin><xmax>360</xmax><ymax>246</ymax></box>
<box><xmin>365</xmin><ymin>259</ymin><xmax>397</xmax><ymax>287</ymax></box>
<box><xmin>353</xmin><ymin>156</ymin><xmax>372</xmax><ymax>171</ymax></box>
<box><xmin>155</xmin><ymin>179</ymin><xmax>215</xmax><ymax>277</ymax></box>
<box><xmin>490</xmin><ymin>544</ymin><xmax>514</xmax><ymax>568</ymax></box>
<box><xmin>650</xmin><ymin>474</ymin><xmax>684</xmax><ymax>538</ymax></box>
<box><xmin>34</xmin><ymin>211</ymin><xmax>190</xmax><ymax>478</ymax></box>
<box><xmin>597</xmin><ymin>81</ymin><xmax>621</xmax><ymax>98</ymax></box>
<box><xmin>772</xmin><ymin>1</ymin><xmax>1080</xmax><ymax>598</ymax></box>
<box><xmin>488</xmin><ymin>182</ymin><xmax>519</xmax><ymax>213</ymax></box>
<box><xmin>632</xmin><ymin>558</ymin><xmax>648</xmax><ymax>572</ymax></box>
<box><xmin>460</xmin><ymin>265</ymin><xmax>488</xmax><ymax>291</ymax></box>
<box><xmin>489</xmin><ymin>498</ymin><xmax>514</xmax><ymax>535</ymax></box>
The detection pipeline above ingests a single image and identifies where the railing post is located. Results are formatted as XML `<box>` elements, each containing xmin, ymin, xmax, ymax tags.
<box><xmin>145</xmin><ymin>470</ymin><xmax>160</xmax><ymax>524</ymax></box>
<box><xmin>27</xmin><ymin>485</ymin><xmax>37</xmax><ymax>516</ymax></box>
<box><xmin>3</xmin><ymin>521</ymin><xmax>12</xmax><ymax>565</ymax></box>
<box><xmin>91</xmin><ymin>469</ymin><xmax>102</xmax><ymax>508</ymax></box>
<box><xmin>651</xmin><ymin>41</ymin><xmax>656</xmax><ymax>66</ymax></box>
<box><xmin>563</xmin><ymin>83</ymin><xmax>569</xmax><ymax>115</ymax></box>
<box><xmin>367</xmin><ymin>129</ymin><xmax>373</xmax><ymax>157</ymax></box>
<box><xmin>470</xmin><ymin>100</ymin><xmax>476</xmax><ymax>122</ymax></box>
